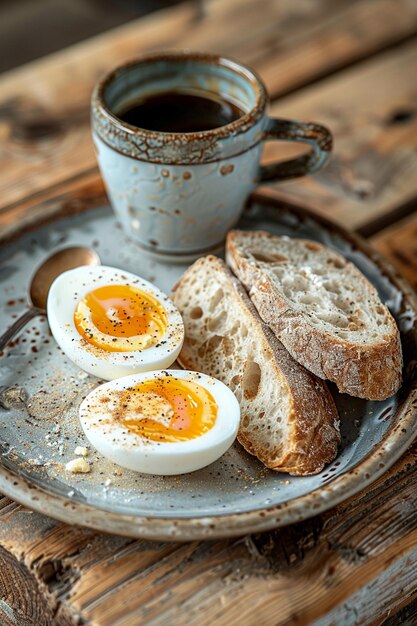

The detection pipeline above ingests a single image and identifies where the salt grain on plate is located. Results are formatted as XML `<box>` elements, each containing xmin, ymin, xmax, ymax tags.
<box><xmin>74</xmin><ymin>446</ymin><xmax>89</xmax><ymax>457</ymax></box>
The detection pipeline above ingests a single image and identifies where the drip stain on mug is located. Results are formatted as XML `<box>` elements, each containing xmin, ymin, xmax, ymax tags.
<box><xmin>117</xmin><ymin>89</ymin><xmax>244</xmax><ymax>133</ymax></box>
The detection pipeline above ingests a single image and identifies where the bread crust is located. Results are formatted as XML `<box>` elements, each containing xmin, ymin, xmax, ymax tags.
<box><xmin>172</xmin><ymin>255</ymin><xmax>340</xmax><ymax>476</ymax></box>
<box><xmin>226</xmin><ymin>230</ymin><xmax>402</xmax><ymax>401</ymax></box>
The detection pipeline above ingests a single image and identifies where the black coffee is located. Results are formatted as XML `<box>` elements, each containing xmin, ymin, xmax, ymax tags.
<box><xmin>117</xmin><ymin>90</ymin><xmax>244</xmax><ymax>133</ymax></box>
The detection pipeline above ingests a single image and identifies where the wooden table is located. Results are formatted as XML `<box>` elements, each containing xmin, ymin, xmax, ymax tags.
<box><xmin>1</xmin><ymin>1</ymin><xmax>417</xmax><ymax>624</ymax></box>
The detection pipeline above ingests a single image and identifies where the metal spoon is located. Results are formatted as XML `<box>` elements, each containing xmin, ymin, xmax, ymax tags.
<box><xmin>0</xmin><ymin>246</ymin><xmax>100</xmax><ymax>352</ymax></box>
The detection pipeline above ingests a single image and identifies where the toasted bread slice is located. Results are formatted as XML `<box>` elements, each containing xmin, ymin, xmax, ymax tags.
<box><xmin>172</xmin><ymin>256</ymin><xmax>340</xmax><ymax>475</ymax></box>
<box><xmin>226</xmin><ymin>230</ymin><xmax>402</xmax><ymax>400</ymax></box>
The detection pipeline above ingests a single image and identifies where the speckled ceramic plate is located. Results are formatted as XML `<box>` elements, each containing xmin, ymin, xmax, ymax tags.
<box><xmin>1</xmin><ymin>195</ymin><xmax>417</xmax><ymax>541</ymax></box>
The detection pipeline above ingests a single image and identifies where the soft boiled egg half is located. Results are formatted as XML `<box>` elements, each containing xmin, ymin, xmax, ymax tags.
<box><xmin>79</xmin><ymin>370</ymin><xmax>240</xmax><ymax>474</ymax></box>
<box><xmin>47</xmin><ymin>265</ymin><xmax>184</xmax><ymax>380</ymax></box>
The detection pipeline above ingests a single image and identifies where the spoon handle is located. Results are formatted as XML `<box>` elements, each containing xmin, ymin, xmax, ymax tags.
<box><xmin>0</xmin><ymin>308</ymin><xmax>44</xmax><ymax>352</ymax></box>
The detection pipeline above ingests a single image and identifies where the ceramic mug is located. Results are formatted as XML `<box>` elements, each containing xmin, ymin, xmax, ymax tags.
<box><xmin>92</xmin><ymin>51</ymin><xmax>332</xmax><ymax>258</ymax></box>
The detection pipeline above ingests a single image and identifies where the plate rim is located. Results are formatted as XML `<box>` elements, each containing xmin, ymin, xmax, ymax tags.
<box><xmin>1</xmin><ymin>192</ymin><xmax>416</xmax><ymax>540</ymax></box>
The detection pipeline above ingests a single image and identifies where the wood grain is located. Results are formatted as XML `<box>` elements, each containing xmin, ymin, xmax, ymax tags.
<box><xmin>383</xmin><ymin>596</ymin><xmax>417</xmax><ymax>626</ymax></box>
<box><xmin>1</xmin><ymin>0</ymin><xmax>417</xmax><ymax>233</ymax></box>
<box><xmin>263</xmin><ymin>38</ymin><xmax>417</xmax><ymax>231</ymax></box>
<box><xmin>372</xmin><ymin>210</ymin><xmax>417</xmax><ymax>290</ymax></box>
<box><xmin>0</xmin><ymin>543</ymin><xmax>56</xmax><ymax>626</ymax></box>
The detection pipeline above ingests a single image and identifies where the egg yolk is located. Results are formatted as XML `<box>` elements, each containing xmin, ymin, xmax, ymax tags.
<box><xmin>74</xmin><ymin>285</ymin><xmax>167</xmax><ymax>352</ymax></box>
<box><xmin>120</xmin><ymin>377</ymin><xmax>218</xmax><ymax>443</ymax></box>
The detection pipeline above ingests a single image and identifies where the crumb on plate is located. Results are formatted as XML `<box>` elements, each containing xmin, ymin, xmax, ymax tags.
<box><xmin>65</xmin><ymin>458</ymin><xmax>90</xmax><ymax>474</ymax></box>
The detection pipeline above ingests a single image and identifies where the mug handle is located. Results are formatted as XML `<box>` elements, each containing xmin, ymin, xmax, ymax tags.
<box><xmin>258</xmin><ymin>118</ymin><xmax>333</xmax><ymax>183</ymax></box>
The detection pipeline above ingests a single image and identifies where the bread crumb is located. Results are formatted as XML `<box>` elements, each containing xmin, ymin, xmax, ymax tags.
<box><xmin>74</xmin><ymin>446</ymin><xmax>89</xmax><ymax>457</ymax></box>
<box><xmin>65</xmin><ymin>458</ymin><xmax>90</xmax><ymax>474</ymax></box>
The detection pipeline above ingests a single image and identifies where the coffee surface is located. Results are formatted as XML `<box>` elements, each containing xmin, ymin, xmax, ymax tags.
<box><xmin>117</xmin><ymin>90</ymin><xmax>244</xmax><ymax>132</ymax></box>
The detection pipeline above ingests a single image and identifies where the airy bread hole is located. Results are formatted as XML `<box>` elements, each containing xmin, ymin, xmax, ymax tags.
<box><xmin>348</xmin><ymin>313</ymin><xmax>362</xmax><ymax>326</ymax></box>
<box><xmin>209</xmin><ymin>288</ymin><xmax>224</xmax><ymax>312</ymax></box>
<box><xmin>327</xmin><ymin>257</ymin><xmax>345</xmax><ymax>269</ymax></box>
<box><xmin>229</xmin><ymin>322</ymin><xmax>240</xmax><ymax>336</ymax></box>
<box><xmin>208</xmin><ymin>310</ymin><xmax>227</xmax><ymax>332</ymax></box>
<box><xmin>334</xmin><ymin>298</ymin><xmax>353</xmax><ymax>314</ymax></box>
<box><xmin>272</xmin><ymin>267</ymin><xmax>284</xmax><ymax>278</ymax></box>
<box><xmin>231</xmin><ymin>375</ymin><xmax>240</xmax><ymax>385</ymax></box>
<box><xmin>284</xmin><ymin>275</ymin><xmax>309</xmax><ymax>293</ymax></box>
<box><xmin>241</xmin><ymin>325</ymin><xmax>248</xmax><ymax>338</ymax></box>
<box><xmin>198</xmin><ymin>335</ymin><xmax>223</xmax><ymax>357</ymax></box>
<box><xmin>242</xmin><ymin>360</ymin><xmax>261</xmax><ymax>400</ymax></box>
<box><xmin>223</xmin><ymin>337</ymin><xmax>234</xmax><ymax>356</ymax></box>
<box><xmin>299</xmin><ymin>294</ymin><xmax>316</xmax><ymax>305</ymax></box>
<box><xmin>252</xmin><ymin>251</ymin><xmax>288</xmax><ymax>263</ymax></box>
<box><xmin>311</xmin><ymin>266</ymin><xmax>326</xmax><ymax>276</ymax></box>
<box><xmin>189</xmin><ymin>306</ymin><xmax>203</xmax><ymax>319</ymax></box>
<box><xmin>323</xmin><ymin>281</ymin><xmax>341</xmax><ymax>294</ymax></box>
<box><xmin>304</xmin><ymin>242</ymin><xmax>321</xmax><ymax>252</ymax></box>
<box><xmin>320</xmin><ymin>313</ymin><xmax>350</xmax><ymax>329</ymax></box>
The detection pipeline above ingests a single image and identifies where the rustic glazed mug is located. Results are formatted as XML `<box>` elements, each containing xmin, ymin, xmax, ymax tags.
<box><xmin>92</xmin><ymin>52</ymin><xmax>332</xmax><ymax>258</ymax></box>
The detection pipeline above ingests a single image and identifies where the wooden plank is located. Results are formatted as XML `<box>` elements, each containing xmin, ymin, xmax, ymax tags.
<box><xmin>0</xmin><ymin>1</ymin><xmax>199</xmax><ymax>216</ymax></box>
<box><xmin>372</xmin><ymin>211</ymin><xmax>417</xmax><ymax>289</ymax></box>
<box><xmin>263</xmin><ymin>38</ymin><xmax>417</xmax><ymax>231</ymax></box>
<box><xmin>194</xmin><ymin>0</ymin><xmax>417</xmax><ymax>97</ymax></box>
<box><xmin>1</xmin><ymin>0</ymin><xmax>417</xmax><ymax>232</ymax></box>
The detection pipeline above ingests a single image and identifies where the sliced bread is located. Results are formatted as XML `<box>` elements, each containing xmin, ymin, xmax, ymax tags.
<box><xmin>172</xmin><ymin>255</ymin><xmax>340</xmax><ymax>476</ymax></box>
<box><xmin>226</xmin><ymin>230</ymin><xmax>402</xmax><ymax>400</ymax></box>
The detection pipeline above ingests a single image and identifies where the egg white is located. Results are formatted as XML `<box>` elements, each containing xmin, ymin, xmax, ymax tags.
<box><xmin>47</xmin><ymin>265</ymin><xmax>184</xmax><ymax>380</ymax></box>
<box><xmin>79</xmin><ymin>370</ymin><xmax>240</xmax><ymax>475</ymax></box>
